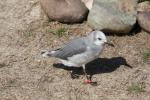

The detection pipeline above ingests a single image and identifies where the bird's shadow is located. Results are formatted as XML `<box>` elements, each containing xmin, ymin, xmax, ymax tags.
<box><xmin>53</xmin><ymin>57</ymin><xmax>132</xmax><ymax>79</ymax></box>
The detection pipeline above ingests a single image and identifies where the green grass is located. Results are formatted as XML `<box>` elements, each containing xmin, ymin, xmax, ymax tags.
<box><xmin>143</xmin><ymin>51</ymin><xmax>150</xmax><ymax>64</ymax></box>
<box><xmin>50</xmin><ymin>27</ymin><xmax>67</xmax><ymax>37</ymax></box>
<box><xmin>127</xmin><ymin>84</ymin><xmax>145</xmax><ymax>93</ymax></box>
<box><xmin>23</xmin><ymin>31</ymin><xmax>33</xmax><ymax>38</ymax></box>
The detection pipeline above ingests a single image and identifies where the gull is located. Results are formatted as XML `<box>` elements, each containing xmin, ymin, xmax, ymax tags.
<box><xmin>41</xmin><ymin>31</ymin><xmax>113</xmax><ymax>83</ymax></box>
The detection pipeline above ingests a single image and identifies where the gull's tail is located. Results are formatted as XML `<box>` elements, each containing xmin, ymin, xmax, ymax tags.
<box><xmin>41</xmin><ymin>49</ymin><xmax>57</xmax><ymax>57</ymax></box>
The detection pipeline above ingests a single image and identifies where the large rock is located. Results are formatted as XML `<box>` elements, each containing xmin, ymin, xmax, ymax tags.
<box><xmin>137</xmin><ymin>1</ymin><xmax>150</xmax><ymax>33</ymax></box>
<box><xmin>40</xmin><ymin>0</ymin><xmax>88</xmax><ymax>23</ymax></box>
<box><xmin>88</xmin><ymin>0</ymin><xmax>138</xmax><ymax>33</ymax></box>
<box><xmin>137</xmin><ymin>11</ymin><xmax>150</xmax><ymax>33</ymax></box>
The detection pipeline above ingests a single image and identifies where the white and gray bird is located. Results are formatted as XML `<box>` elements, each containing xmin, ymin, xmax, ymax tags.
<box><xmin>41</xmin><ymin>30</ymin><xmax>113</xmax><ymax>83</ymax></box>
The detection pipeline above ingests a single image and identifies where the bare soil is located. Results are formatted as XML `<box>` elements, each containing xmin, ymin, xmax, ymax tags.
<box><xmin>0</xmin><ymin>0</ymin><xmax>150</xmax><ymax>100</ymax></box>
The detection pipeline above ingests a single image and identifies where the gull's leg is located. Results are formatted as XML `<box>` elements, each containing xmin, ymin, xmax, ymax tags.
<box><xmin>82</xmin><ymin>65</ymin><xmax>97</xmax><ymax>85</ymax></box>
<box><xmin>82</xmin><ymin>65</ymin><xmax>89</xmax><ymax>80</ymax></box>
<box><xmin>82</xmin><ymin>65</ymin><xmax>92</xmax><ymax>84</ymax></box>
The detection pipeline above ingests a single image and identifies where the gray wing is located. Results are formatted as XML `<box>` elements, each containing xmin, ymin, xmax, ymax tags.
<box><xmin>53</xmin><ymin>38</ymin><xmax>87</xmax><ymax>60</ymax></box>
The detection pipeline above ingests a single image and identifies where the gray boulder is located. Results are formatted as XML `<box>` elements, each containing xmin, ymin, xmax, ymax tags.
<box><xmin>88</xmin><ymin>0</ymin><xmax>138</xmax><ymax>33</ymax></box>
<box><xmin>40</xmin><ymin>0</ymin><xmax>88</xmax><ymax>23</ymax></box>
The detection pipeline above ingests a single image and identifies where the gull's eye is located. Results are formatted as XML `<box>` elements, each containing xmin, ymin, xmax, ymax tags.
<box><xmin>98</xmin><ymin>38</ymin><xmax>102</xmax><ymax>40</ymax></box>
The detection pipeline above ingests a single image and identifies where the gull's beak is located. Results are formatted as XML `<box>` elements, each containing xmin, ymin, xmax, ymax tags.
<box><xmin>105</xmin><ymin>42</ymin><xmax>114</xmax><ymax>47</ymax></box>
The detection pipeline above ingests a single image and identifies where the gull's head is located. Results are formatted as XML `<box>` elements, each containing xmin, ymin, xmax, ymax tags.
<box><xmin>88</xmin><ymin>30</ymin><xmax>114</xmax><ymax>47</ymax></box>
<box><xmin>88</xmin><ymin>31</ymin><xmax>107</xmax><ymax>46</ymax></box>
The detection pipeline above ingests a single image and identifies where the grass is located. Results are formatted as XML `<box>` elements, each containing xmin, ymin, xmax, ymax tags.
<box><xmin>50</xmin><ymin>27</ymin><xmax>67</xmax><ymax>37</ymax></box>
<box><xmin>23</xmin><ymin>31</ymin><xmax>33</xmax><ymax>38</ymax></box>
<box><xmin>127</xmin><ymin>84</ymin><xmax>145</xmax><ymax>93</ymax></box>
<box><xmin>143</xmin><ymin>51</ymin><xmax>150</xmax><ymax>64</ymax></box>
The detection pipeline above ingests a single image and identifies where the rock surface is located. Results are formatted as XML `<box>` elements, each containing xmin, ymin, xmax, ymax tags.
<box><xmin>40</xmin><ymin>0</ymin><xmax>88</xmax><ymax>23</ymax></box>
<box><xmin>87</xmin><ymin>0</ymin><xmax>138</xmax><ymax>33</ymax></box>
<box><xmin>137</xmin><ymin>1</ymin><xmax>150</xmax><ymax>33</ymax></box>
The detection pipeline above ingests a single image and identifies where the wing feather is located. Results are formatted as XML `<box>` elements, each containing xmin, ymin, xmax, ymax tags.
<box><xmin>54</xmin><ymin>38</ymin><xmax>87</xmax><ymax>60</ymax></box>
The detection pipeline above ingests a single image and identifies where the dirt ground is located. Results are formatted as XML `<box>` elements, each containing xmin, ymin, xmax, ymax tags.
<box><xmin>0</xmin><ymin>0</ymin><xmax>150</xmax><ymax>100</ymax></box>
